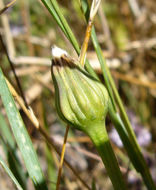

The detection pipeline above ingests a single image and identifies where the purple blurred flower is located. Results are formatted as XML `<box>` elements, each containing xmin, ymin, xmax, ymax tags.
<box><xmin>109</xmin><ymin>110</ymin><xmax>151</xmax><ymax>147</ymax></box>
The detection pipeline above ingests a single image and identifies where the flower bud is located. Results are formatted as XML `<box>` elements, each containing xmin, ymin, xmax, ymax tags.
<box><xmin>51</xmin><ymin>47</ymin><xmax>109</xmax><ymax>132</ymax></box>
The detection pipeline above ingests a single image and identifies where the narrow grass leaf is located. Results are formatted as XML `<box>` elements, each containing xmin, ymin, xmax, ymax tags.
<box><xmin>0</xmin><ymin>113</ymin><xmax>27</xmax><ymax>189</ymax></box>
<box><xmin>41</xmin><ymin>0</ymin><xmax>99</xmax><ymax>80</ymax></box>
<box><xmin>0</xmin><ymin>155</ymin><xmax>23</xmax><ymax>190</ymax></box>
<box><xmin>42</xmin><ymin>100</ymin><xmax>57</xmax><ymax>189</ymax></box>
<box><xmin>41</xmin><ymin>0</ymin><xmax>80</xmax><ymax>54</ymax></box>
<box><xmin>80</xmin><ymin>1</ymin><xmax>156</xmax><ymax>189</ymax></box>
<box><xmin>0</xmin><ymin>112</ymin><xmax>16</xmax><ymax>149</ymax></box>
<box><xmin>91</xmin><ymin>180</ymin><xmax>97</xmax><ymax>190</ymax></box>
<box><xmin>41</xmin><ymin>0</ymin><xmax>68</xmax><ymax>37</ymax></box>
<box><xmin>0</xmin><ymin>68</ymin><xmax>48</xmax><ymax>190</ymax></box>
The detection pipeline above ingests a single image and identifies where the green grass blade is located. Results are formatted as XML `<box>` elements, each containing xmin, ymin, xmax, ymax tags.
<box><xmin>45</xmin><ymin>145</ymin><xmax>56</xmax><ymax>189</ymax></box>
<box><xmin>42</xmin><ymin>100</ymin><xmax>57</xmax><ymax>189</ymax></box>
<box><xmin>41</xmin><ymin>0</ymin><xmax>99</xmax><ymax>80</ymax></box>
<box><xmin>41</xmin><ymin>0</ymin><xmax>80</xmax><ymax>54</ymax></box>
<box><xmin>0</xmin><ymin>68</ymin><xmax>48</xmax><ymax>190</ymax></box>
<box><xmin>41</xmin><ymin>0</ymin><xmax>68</xmax><ymax>37</ymax></box>
<box><xmin>91</xmin><ymin>28</ymin><xmax>117</xmax><ymax>111</ymax></box>
<box><xmin>0</xmin><ymin>155</ymin><xmax>23</xmax><ymax>190</ymax></box>
<box><xmin>79</xmin><ymin>0</ymin><xmax>116</xmax><ymax>112</ymax></box>
<box><xmin>0</xmin><ymin>113</ymin><xmax>27</xmax><ymax>189</ymax></box>
<box><xmin>0</xmin><ymin>112</ymin><xmax>15</xmax><ymax>149</ymax></box>
<box><xmin>80</xmin><ymin>1</ymin><xmax>156</xmax><ymax>189</ymax></box>
<box><xmin>79</xmin><ymin>0</ymin><xmax>140</xmax><ymax>153</ymax></box>
<box><xmin>108</xmin><ymin>106</ymin><xmax>156</xmax><ymax>189</ymax></box>
<box><xmin>91</xmin><ymin>179</ymin><xmax>97</xmax><ymax>190</ymax></box>
<box><xmin>40</xmin><ymin>0</ymin><xmax>156</xmax><ymax>188</ymax></box>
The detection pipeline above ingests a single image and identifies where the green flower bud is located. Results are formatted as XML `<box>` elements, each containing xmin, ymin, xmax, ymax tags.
<box><xmin>51</xmin><ymin>47</ymin><xmax>128</xmax><ymax>190</ymax></box>
<box><xmin>51</xmin><ymin>46</ymin><xmax>109</xmax><ymax>132</ymax></box>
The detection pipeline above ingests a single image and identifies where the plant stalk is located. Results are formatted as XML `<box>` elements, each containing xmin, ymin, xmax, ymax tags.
<box><xmin>108</xmin><ymin>103</ymin><xmax>156</xmax><ymax>190</ymax></box>
<box><xmin>85</xmin><ymin>120</ymin><xmax>127</xmax><ymax>190</ymax></box>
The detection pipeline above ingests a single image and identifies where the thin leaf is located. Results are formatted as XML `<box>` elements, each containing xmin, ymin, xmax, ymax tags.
<box><xmin>42</xmin><ymin>99</ymin><xmax>57</xmax><ymax>189</ymax></box>
<box><xmin>80</xmin><ymin>1</ymin><xmax>156</xmax><ymax>189</ymax></box>
<box><xmin>0</xmin><ymin>112</ymin><xmax>27</xmax><ymax>189</ymax></box>
<box><xmin>0</xmin><ymin>155</ymin><xmax>23</xmax><ymax>190</ymax></box>
<box><xmin>91</xmin><ymin>179</ymin><xmax>97</xmax><ymax>190</ymax></box>
<box><xmin>0</xmin><ymin>112</ymin><xmax>16</xmax><ymax>149</ymax></box>
<box><xmin>41</xmin><ymin>0</ymin><xmax>80</xmax><ymax>54</ymax></box>
<box><xmin>41</xmin><ymin>0</ymin><xmax>99</xmax><ymax>80</ymax></box>
<box><xmin>0</xmin><ymin>68</ymin><xmax>48</xmax><ymax>190</ymax></box>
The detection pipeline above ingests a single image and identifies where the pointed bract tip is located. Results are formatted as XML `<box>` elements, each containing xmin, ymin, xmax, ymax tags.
<box><xmin>51</xmin><ymin>45</ymin><xmax>68</xmax><ymax>59</ymax></box>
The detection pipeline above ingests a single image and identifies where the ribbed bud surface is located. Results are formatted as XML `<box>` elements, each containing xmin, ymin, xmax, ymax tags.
<box><xmin>51</xmin><ymin>52</ymin><xmax>109</xmax><ymax>132</ymax></box>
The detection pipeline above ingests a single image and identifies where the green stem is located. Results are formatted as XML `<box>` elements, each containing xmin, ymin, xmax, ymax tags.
<box><xmin>41</xmin><ymin>1</ymin><xmax>155</xmax><ymax>188</ymax></box>
<box><xmin>41</xmin><ymin>0</ymin><xmax>99</xmax><ymax>81</ymax></box>
<box><xmin>109</xmin><ymin>103</ymin><xmax>156</xmax><ymax>190</ymax></box>
<box><xmin>91</xmin><ymin>27</ymin><xmax>117</xmax><ymax>111</ymax></box>
<box><xmin>90</xmin><ymin>19</ymin><xmax>156</xmax><ymax>190</ymax></box>
<box><xmin>85</xmin><ymin>120</ymin><xmax>127</xmax><ymax>190</ymax></box>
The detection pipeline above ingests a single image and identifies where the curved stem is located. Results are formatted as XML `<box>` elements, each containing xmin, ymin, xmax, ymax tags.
<box><xmin>108</xmin><ymin>103</ymin><xmax>156</xmax><ymax>190</ymax></box>
<box><xmin>85</xmin><ymin>120</ymin><xmax>127</xmax><ymax>190</ymax></box>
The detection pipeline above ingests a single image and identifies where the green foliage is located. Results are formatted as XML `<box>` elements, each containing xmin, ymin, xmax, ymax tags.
<box><xmin>0</xmin><ymin>113</ymin><xmax>27</xmax><ymax>189</ymax></box>
<box><xmin>42</xmin><ymin>0</ymin><xmax>156</xmax><ymax>189</ymax></box>
<box><xmin>0</xmin><ymin>0</ymin><xmax>155</xmax><ymax>189</ymax></box>
<box><xmin>91</xmin><ymin>179</ymin><xmax>97</xmax><ymax>190</ymax></box>
<box><xmin>0</xmin><ymin>68</ymin><xmax>48</xmax><ymax>190</ymax></box>
<box><xmin>0</xmin><ymin>155</ymin><xmax>23</xmax><ymax>190</ymax></box>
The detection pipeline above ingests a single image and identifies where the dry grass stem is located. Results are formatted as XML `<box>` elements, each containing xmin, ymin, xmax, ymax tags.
<box><xmin>98</xmin><ymin>6</ymin><xmax>115</xmax><ymax>53</ymax></box>
<box><xmin>79</xmin><ymin>0</ymin><xmax>101</xmax><ymax>66</ymax></box>
<box><xmin>112</xmin><ymin>71</ymin><xmax>156</xmax><ymax>89</ymax></box>
<box><xmin>25</xmin><ymin>71</ymin><xmax>51</xmax><ymax>104</ymax></box>
<box><xmin>5</xmin><ymin>77</ymin><xmax>91</xmax><ymax>190</ymax></box>
<box><xmin>125</xmin><ymin>38</ymin><xmax>156</xmax><ymax>50</ymax></box>
<box><xmin>12</xmin><ymin>56</ymin><xmax>51</xmax><ymax>66</ymax></box>
<box><xmin>0</xmin><ymin>0</ymin><xmax>16</xmax><ymax>15</ymax></box>
<box><xmin>90</xmin><ymin>0</ymin><xmax>101</xmax><ymax>20</ymax></box>
<box><xmin>0</xmin><ymin>0</ymin><xmax>15</xmax><ymax>58</ymax></box>
<box><xmin>6</xmin><ymin>78</ymin><xmax>39</xmax><ymax>128</ymax></box>
<box><xmin>10</xmin><ymin>66</ymin><xmax>47</xmax><ymax>77</ymax></box>
<box><xmin>56</xmin><ymin>125</ymin><xmax>69</xmax><ymax>190</ymax></box>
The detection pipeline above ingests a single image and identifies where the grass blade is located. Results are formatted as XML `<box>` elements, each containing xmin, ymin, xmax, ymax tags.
<box><xmin>41</xmin><ymin>0</ymin><xmax>99</xmax><ymax>80</ymax></box>
<box><xmin>0</xmin><ymin>68</ymin><xmax>48</xmax><ymax>190</ymax></box>
<box><xmin>0</xmin><ymin>112</ymin><xmax>16</xmax><ymax>149</ymax></box>
<box><xmin>0</xmin><ymin>113</ymin><xmax>27</xmax><ymax>189</ymax></box>
<box><xmin>41</xmin><ymin>0</ymin><xmax>80</xmax><ymax>54</ymax></box>
<box><xmin>0</xmin><ymin>155</ymin><xmax>23</xmax><ymax>190</ymax></box>
<box><xmin>40</xmin><ymin>0</ymin><xmax>156</xmax><ymax>189</ymax></box>
<box><xmin>91</xmin><ymin>179</ymin><xmax>97</xmax><ymax>190</ymax></box>
<box><xmin>80</xmin><ymin>1</ymin><xmax>156</xmax><ymax>189</ymax></box>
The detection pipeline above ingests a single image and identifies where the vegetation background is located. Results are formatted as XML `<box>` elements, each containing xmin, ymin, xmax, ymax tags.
<box><xmin>0</xmin><ymin>0</ymin><xmax>156</xmax><ymax>189</ymax></box>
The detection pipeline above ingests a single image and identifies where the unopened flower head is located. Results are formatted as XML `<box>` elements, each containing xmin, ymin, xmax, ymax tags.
<box><xmin>51</xmin><ymin>46</ymin><xmax>109</xmax><ymax>132</ymax></box>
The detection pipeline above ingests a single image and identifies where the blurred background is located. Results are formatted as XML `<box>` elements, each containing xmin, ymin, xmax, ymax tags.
<box><xmin>0</xmin><ymin>0</ymin><xmax>156</xmax><ymax>189</ymax></box>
